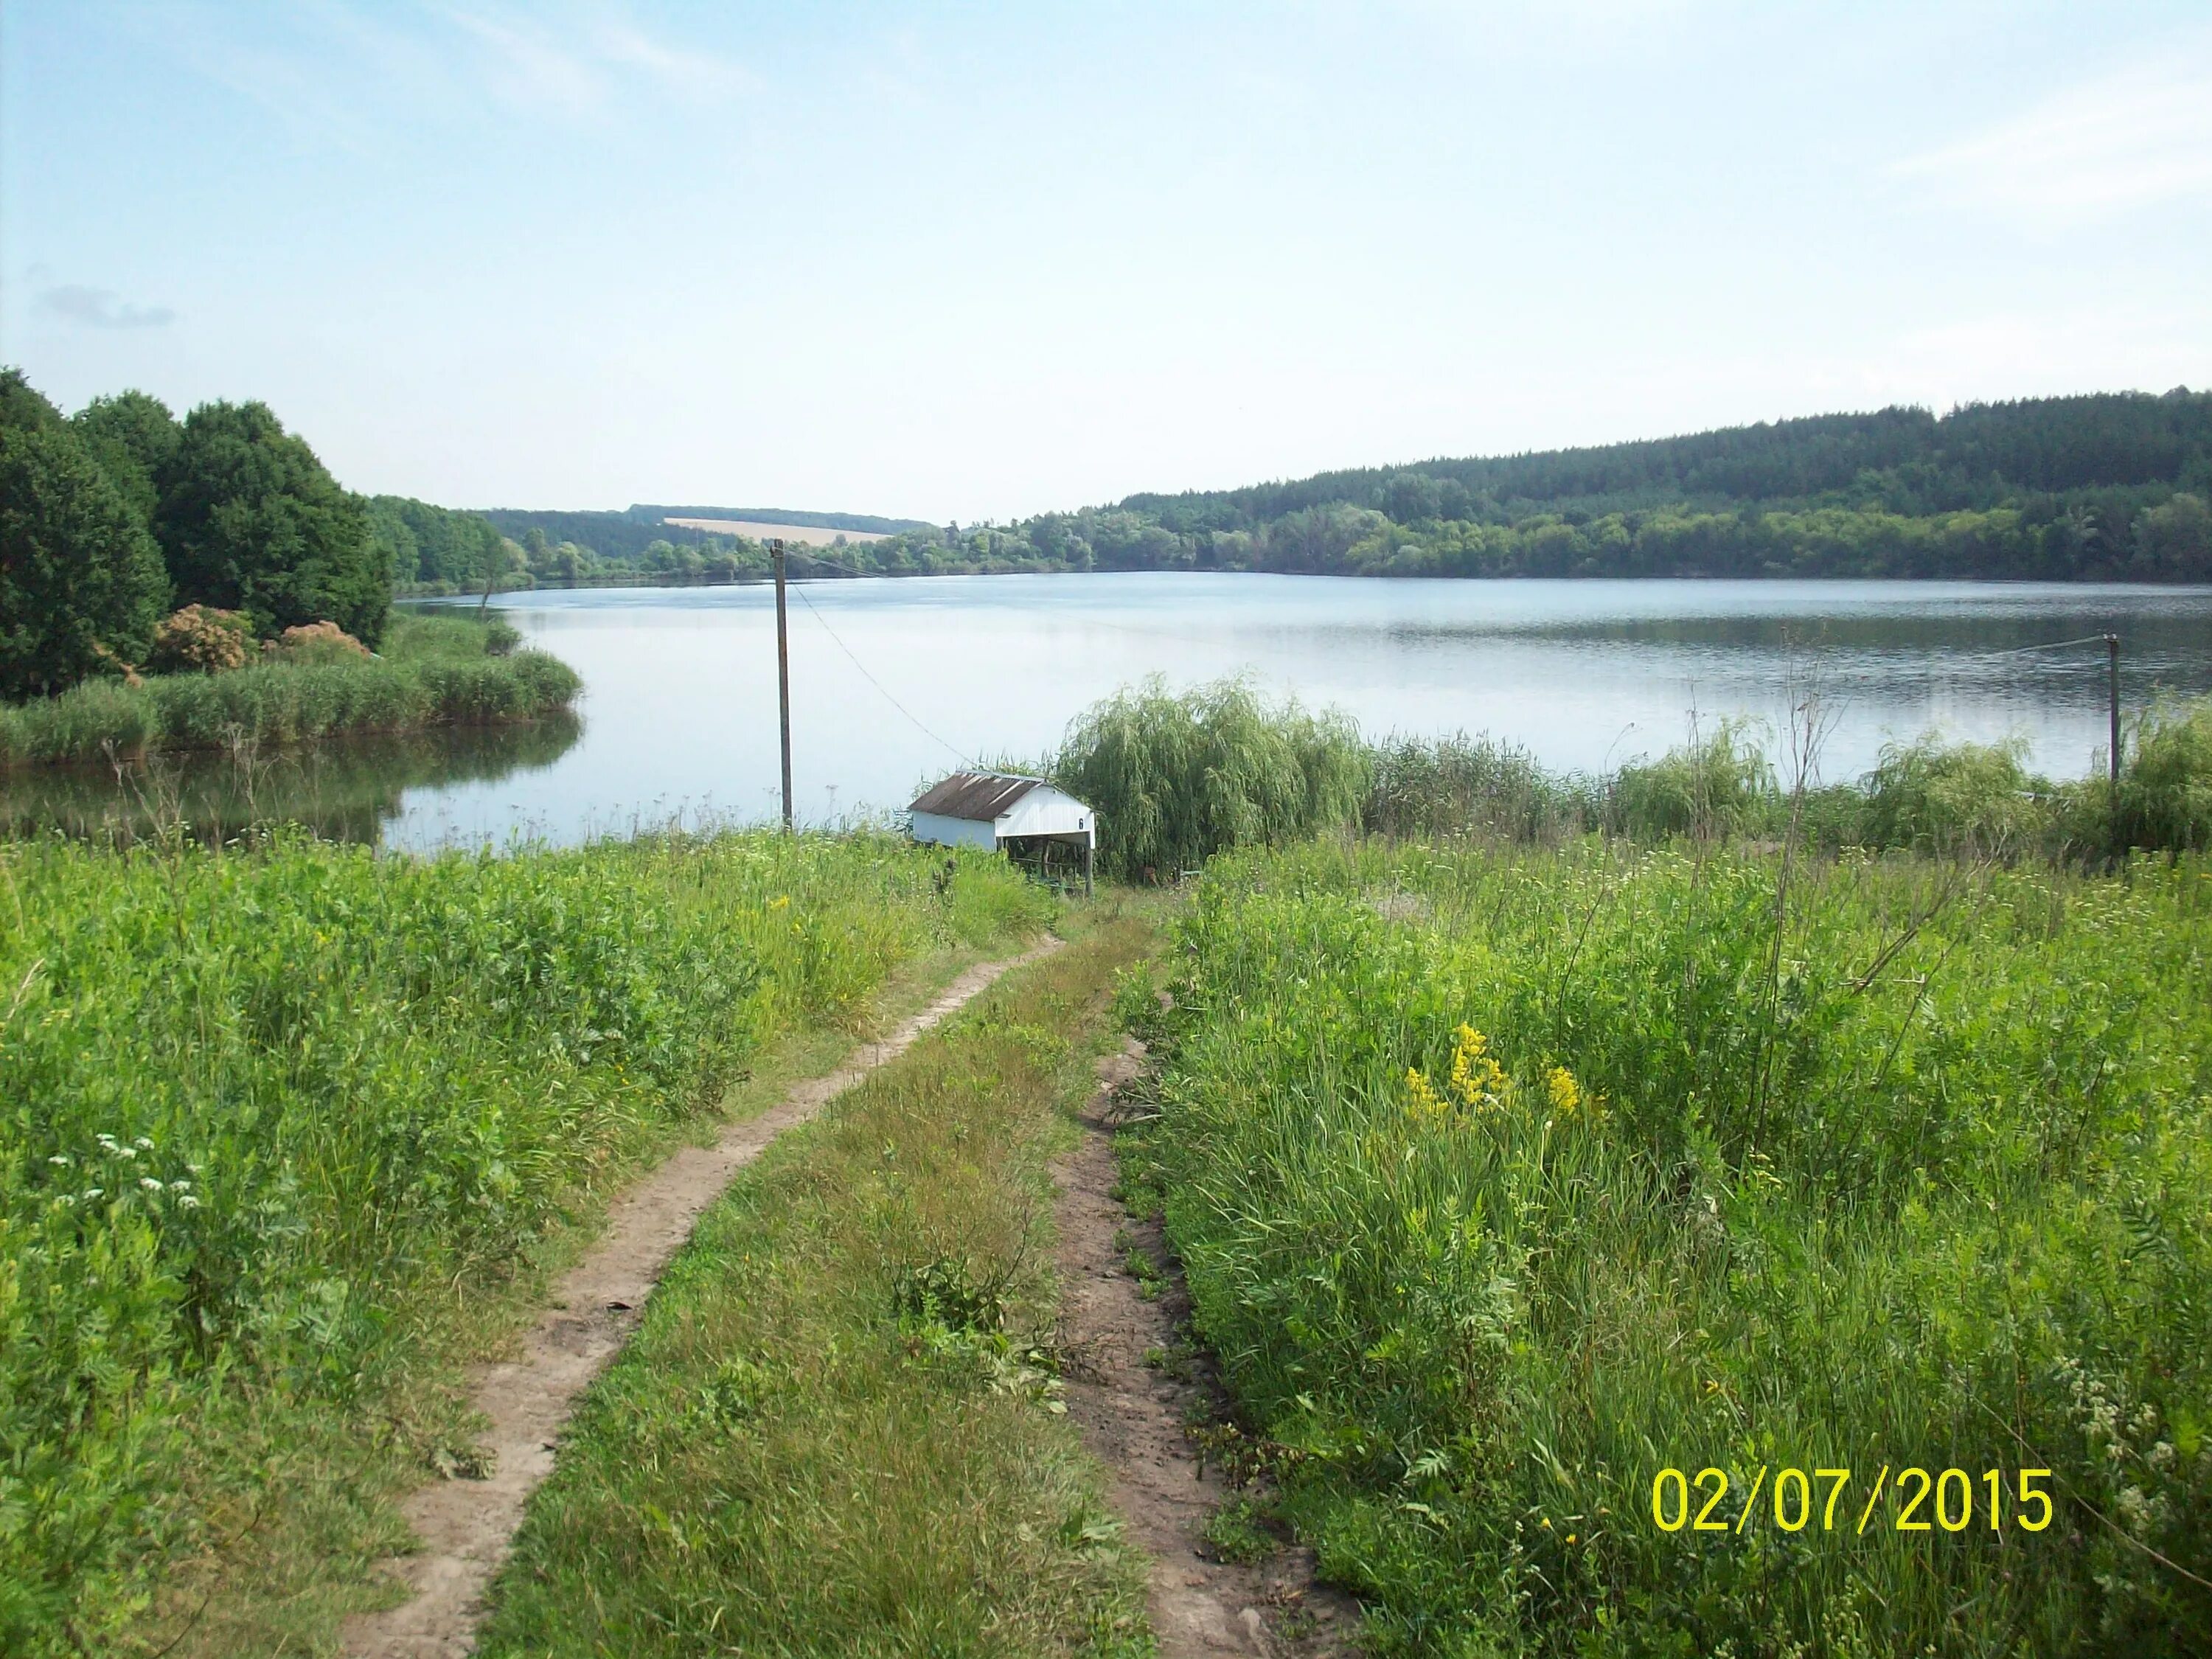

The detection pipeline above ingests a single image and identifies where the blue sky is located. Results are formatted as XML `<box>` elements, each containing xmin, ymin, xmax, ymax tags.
<box><xmin>4</xmin><ymin>1</ymin><xmax>2209</xmax><ymax>521</ymax></box>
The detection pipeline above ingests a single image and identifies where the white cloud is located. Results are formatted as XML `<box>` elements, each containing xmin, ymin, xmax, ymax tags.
<box><xmin>38</xmin><ymin>285</ymin><xmax>176</xmax><ymax>330</ymax></box>
<box><xmin>441</xmin><ymin>4</ymin><xmax>754</xmax><ymax>117</ymax></box>
<box><xmin>1892</xmin><ymin>38</ymin><xmax>2212</xmax><ymax>218</ymax></box>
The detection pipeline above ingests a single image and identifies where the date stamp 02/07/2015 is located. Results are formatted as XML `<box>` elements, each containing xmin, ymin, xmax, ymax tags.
<box><xmin>1650</xmin><ymin>1465</ymin><xmax>2058</xmax><ymax>1538</ymax></box>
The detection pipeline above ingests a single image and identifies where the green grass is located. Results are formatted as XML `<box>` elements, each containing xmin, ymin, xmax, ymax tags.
<box><xmin>473</xmin><ymin>907</ymin><xmax>1161</xmax><ymax>1658</ymax></box>
<box><xmin>0</xmin><ymin>610</ymin><xmax>570</xmax><ymax>769</ymax></box>
<box><xmin>1127</xmin><ymin>837</ymin><xmax>2212</xmax><ymax>1655</ymax></box>
<box><xmin>0</xmin><ymin>829</ymin><xmax>1054</xmax><ymax>1655</ymax></box>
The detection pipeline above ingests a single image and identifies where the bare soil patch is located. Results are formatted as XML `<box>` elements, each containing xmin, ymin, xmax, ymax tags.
<box><xmin>341</xmin><ymin>940</ymin><xmax>1060</xmax><ymax>1658</ymax></box>
<box><xmin>1056</xmin><ymin>1041</ymin><xmax>1360</xmax><ymax>1658</ymax></box>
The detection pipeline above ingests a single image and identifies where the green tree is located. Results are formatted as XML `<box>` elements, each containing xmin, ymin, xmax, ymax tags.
<box><xmin>154</xmin><ymin>400</ymin><xmax>388</xmax><ymax>645</ymax></box>
<box><xmin>1</xmin><ymin>370</ymin><xmax>170</xmax><ymax>696</ymax></box>
<box><xmin>71</xmin><ymin>390</ymin><xmax>180</xmax><ymax>528</ymax></box>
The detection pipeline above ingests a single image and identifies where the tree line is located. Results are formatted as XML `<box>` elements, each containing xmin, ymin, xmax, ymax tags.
<box><xmin>2</xmin><ymin>369</ymin><xmax>391</xmax><ymax>698</ymax></box>
<box><xmin>505</xmin><ymin>388</ymin><xmax>2197</xmax><ymax>586</ymax></box>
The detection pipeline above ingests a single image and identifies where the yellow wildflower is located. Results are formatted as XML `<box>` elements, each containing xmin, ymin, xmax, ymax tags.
<box><xmin>1545</xmin><ymin>1065</ymin><xmax>1582</xmax><ymax>1116</ymax></box>
<box><xmin>1405</xmin><ymin>1066</ymin><xmax>1449</xmax><ymax>1125</ymax></box>
<box><xmin>1446</xmin><ymin>1024</ymin><xmax>1506</xmax><ymax>1110</ymax></box>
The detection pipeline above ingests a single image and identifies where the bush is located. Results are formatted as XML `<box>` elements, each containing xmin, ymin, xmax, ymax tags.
<box><xmin>1861</xmin><ymin>731</ymin><xmax>2048</xmax><ymax>857</ymax></box>
<box><xmin>1363</xmin><ymin>733</ymin><xmax>1597</xmax><ymax>843</ymax></box>
<box><xmin>2117</xmin><ymin>698</ymin><xmax>2212</xmax><ymax>853</ymax></box>
<box><xmin>1608</xmin><ymin>721</ymin><xmax>1773</xmax><ymax>838</ymax></box>
<box><xmin>264</xmin><ymin>620</ymin><xmax>370</xmax><ymax>664</ymax></box>
<box><xmin>145</xmin><ymin>605</ymin><xmax>254</xmax><ymax>675</ymax></box>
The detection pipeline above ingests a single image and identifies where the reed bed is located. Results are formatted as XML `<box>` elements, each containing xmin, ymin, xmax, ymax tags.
<box><xmin>0</xmin><ymin>613</ymin><xmax>572</xmax><ymax>769</ymax></box>
<box><xmin>0</xmin><ymin>829</ymin><xmax>1051</xmax><ymax>1653</ymax></box>
<box><xmin>1126</xmin><ymin>838</ymin><xmax>2212</xmax><ymax>1654</ymax></box>
<box><xmin>1047</xmin><ymin>679</ymin><xmax>2212</xmax><ymax>868</ymax></box>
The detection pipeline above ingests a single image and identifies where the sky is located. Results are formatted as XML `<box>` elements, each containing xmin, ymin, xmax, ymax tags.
<box><xmin>4</xmin><ymin>1</ymin><xmax>2210</xmax><ymax>523</ymax></box>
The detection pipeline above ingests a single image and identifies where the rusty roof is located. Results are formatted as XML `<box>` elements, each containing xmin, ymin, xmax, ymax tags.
<box><xmin>908</xmin><ymin>771</ymin><xmax>1046</xmax><ymax>821</ymax></box>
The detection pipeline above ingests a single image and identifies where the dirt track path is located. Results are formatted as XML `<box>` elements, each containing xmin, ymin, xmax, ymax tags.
<box><xmin>342</xmin><ymin>940</ymin><xmax>1062</xmax><ymax>1659</ymax></box>
<box><xmin>1057</xmin><ymin>1042</ymin><xmax>1357</xmax><ymax>1658</ymax></box>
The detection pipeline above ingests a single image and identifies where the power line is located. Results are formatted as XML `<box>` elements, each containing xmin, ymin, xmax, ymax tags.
<box><xmin>785</xmin><ymin>580</ymin><xmax>975</xmax><ymax>768</ymax></box>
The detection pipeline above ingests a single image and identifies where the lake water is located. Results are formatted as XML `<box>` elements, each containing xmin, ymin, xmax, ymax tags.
<box><xmin>10</xmin><ymin>576</ymin><xmax>2211</xmax><ymax>848</ymax></box>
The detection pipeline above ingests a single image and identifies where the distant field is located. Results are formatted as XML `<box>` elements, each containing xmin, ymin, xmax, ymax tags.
<box><xmin>664</xmin><ymin>517</ymin><xmax>892</xmax><ymax>546</ymax></box>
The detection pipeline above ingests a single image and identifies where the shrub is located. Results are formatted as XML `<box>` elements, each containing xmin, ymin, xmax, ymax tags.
<box><xmin>145</xmin><ymin>605</ymin><xmax>254</xmax><ymax>675</ymax></box>
<box><xmin>2117</xmin><ymin>697</ymin><xmax>2212</xmax><ymax>853</ymax></box>
<box><xmin>264</xmin><ymin>620</ymin><xmax>370</xmax><ymax>664</ymax></box>
<box><xmin>1363</xmin><ymin>732</ymin><xmax>1597</xmax><ymax>842</ymax></box>
<box><xmin>1608</xmin><ymin>721</ymin><xmax>1773</xmax><ymax>838</ymax></box>
<box><xmin>1861</xmin><ymin>731</ymin><xmax>2048</xmax><ymax>857</ymax></box>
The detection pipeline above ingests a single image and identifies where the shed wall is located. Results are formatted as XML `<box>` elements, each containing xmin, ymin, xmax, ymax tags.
<box><xmin>910</xmin><ymin>811</ymin><xmax>997</xmax><ymax>850</ymax></box>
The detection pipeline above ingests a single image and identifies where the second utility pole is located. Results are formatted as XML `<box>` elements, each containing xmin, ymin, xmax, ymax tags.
<box><xmin>773</xmin><ymin>538</ymin><xmax>793</xmax><ymax>830</ymax></box>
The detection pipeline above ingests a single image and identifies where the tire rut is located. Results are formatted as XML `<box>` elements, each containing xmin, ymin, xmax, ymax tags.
<box><xmin>1056</xmin><ymin>1040</ymin><xmax>1360</xmax><ymax>1658</ymax></box>
<box><xmin>342</xmin><ymin>939</ymin><xmax>1064</xmax><ymax>1658</ymax></box>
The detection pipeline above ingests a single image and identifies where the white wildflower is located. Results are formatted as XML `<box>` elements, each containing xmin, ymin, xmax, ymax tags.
<box><xmin>133</xmin><ymin>1136</ymin><xmax>154</xmax><ymax>1150</ymax></box>
<box><xmin>140</xmin><ymin>1177</ymin><xmax>164</xmax><ymax>1192</ymax></box>
<box><xmin>49</xmin><ymin>1154</ymin><xmax>71</xmax><ymax>1166</ymax></box>
<box><xmin>177</xmin><ymin>1194</ymin><xmax>202</xmax><ymax>1210</ymax></box>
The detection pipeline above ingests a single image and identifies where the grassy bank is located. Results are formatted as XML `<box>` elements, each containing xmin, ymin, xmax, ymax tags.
<box><xmin>0</xmin><ymin>829</ymin><xmax>1052</xmax><ymax>1655</ymax></box>
<box><xmin>1045</xmin><ymin>679</ymin><xmax>2212</xmax><ymax>874</ymax></box>
<box><xmin>0</xmin><ymin>611</ymin><xmax>577</xmax><ymax>769</ymax></box>
<box><xmin>1124</xmin><ymin>839</ymin><xmax>2212</xmax><ymax>1655</ymax></box>
<box><xmin>473</xmin><ymin>908</ymin><xmax>1159</xmax><ymax>1656</ymax></box>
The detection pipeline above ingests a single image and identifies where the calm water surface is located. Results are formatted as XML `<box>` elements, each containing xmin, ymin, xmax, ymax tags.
<box><xmin>13</xmin><ymin>576</ymin><xmax>2212</xmax><ymax>847</ymax></box>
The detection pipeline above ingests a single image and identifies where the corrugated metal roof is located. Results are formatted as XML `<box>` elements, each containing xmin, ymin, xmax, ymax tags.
<box><xmin>908</xmin><ymin>771</ymin><xmax>1045</xmax><ymax>821</ymax></box>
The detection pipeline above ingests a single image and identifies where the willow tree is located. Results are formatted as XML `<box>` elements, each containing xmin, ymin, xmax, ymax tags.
<box><xmin>1051</xmin><ymin>676</ymin><xmax>1369</xmax><ymax>880</ymax></box>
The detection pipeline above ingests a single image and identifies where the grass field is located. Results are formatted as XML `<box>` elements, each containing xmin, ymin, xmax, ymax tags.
<box><xmin>0</xmin><ymin>828</ymin><xmax>1052</xmax><ymax>1655</ymax></box>
<box><xmin>475</xmin><ymin>908</ymin><xmax>1159</xmax><ymax>1656</ymax></box>
<box><xmin>1122</xmin><ymin>838</ymin><xmax>2212</xmax><ymax>1655</ymax></box>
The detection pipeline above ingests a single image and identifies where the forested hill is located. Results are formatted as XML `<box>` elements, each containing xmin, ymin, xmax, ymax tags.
<box><xmin>423</xmin><ymin>389</ymin><xmax>2212</xmax><ymax>589</ymax></box>
<box><xmin>561</xmin><ymin>388</ymin><xmax>2199</xmax><ymax>585</ymax></box>
<box><xmin>1091</xmin><ymin>390</ymin><xmax>2210</xmax><ymax>580</ymax></box>
<box><xmin>1130</xmin><ymin>394</ymin><xmax>2212</xmax><ymax>528</ymax></box>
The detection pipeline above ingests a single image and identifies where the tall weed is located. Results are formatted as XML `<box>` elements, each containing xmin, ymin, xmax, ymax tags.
<box><xmin>0</xmin><ymin>830</ymin><xmax>1051</xmax><ymax>1652</ymax></box>
<box><xmin>1133</xmin><ymin>839</ymin><xmax>2212</xmax><ymax>1654</ymax></box>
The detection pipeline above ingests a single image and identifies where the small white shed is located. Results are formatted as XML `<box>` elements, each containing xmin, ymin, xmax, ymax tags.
<box><xmin>909</xmin><ymin>771</ymin><xmax>1096</xmax><ymax>892</ymax></box>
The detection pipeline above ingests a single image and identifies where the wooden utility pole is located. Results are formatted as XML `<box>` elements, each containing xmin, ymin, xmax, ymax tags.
<box><xmin>2106</xmin><ymin>634</ymin><xmax>2121</xmax><ymax>790</ymax></box>
<box><xmin>2107</xmin><ymin>632</ymin><xmax>2122</xmax><ymax>857</ymax></box>
<box><xmin>773</xmin><ymin>539</ymin><xmax>793</xmax><ymax>830</ymax></box>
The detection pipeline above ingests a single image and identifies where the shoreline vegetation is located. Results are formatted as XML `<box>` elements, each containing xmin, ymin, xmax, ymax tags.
<box><xmin>0</xmin><ymin>613</ymin><xmax>580</xmax><ymax>771</ymax></box>
<box><xmin>1043</xmin><ymin>678</ymin><xmax>2212</xmax><ymax>872</ymax></box>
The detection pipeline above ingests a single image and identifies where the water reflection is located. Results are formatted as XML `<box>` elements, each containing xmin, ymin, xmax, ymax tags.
<box><xmin>0</xmin><ymin>714</ymin><xmax>582</xmax><ymax>846</ymax></box>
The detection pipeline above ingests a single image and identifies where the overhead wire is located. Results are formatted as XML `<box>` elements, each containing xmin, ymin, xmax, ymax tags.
<box><xmin>783</xmin><ymin>578</ymin><xmax>975</xmax><ymax>768</ymax></box>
